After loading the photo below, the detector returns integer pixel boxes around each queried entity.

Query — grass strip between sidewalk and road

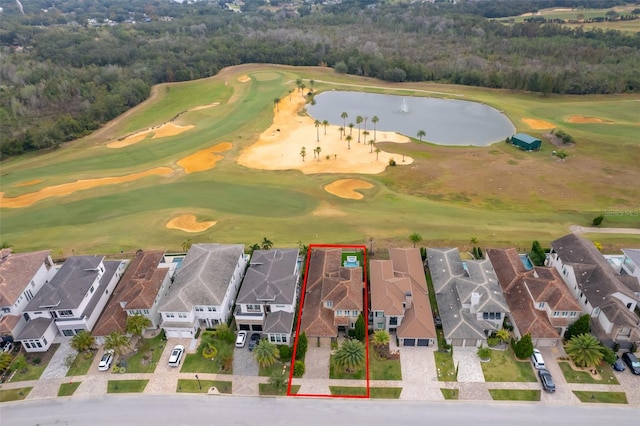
[0,387,33,402]
[176,379,232,394]
[489,389,541,401]
[107,379,149,393]
[58,382,81,397]
[573,391,628,404]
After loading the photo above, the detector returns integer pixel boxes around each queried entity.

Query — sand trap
[177,142,233,173]
[188,102,220,112]
[107,123,195,148]
[522,118,555,129]
[0,167,173,208]
[324,179,374,200]
[237,75,251,83]
[165,214,217,233]
[237,91,413,175]
[14,179,42,187]
[567,115,610,124]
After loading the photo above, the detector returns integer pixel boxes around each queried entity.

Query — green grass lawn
[481,349,537,382]
[489,389,541,401]
[9,364,47,382]
[573,391,628,404]
[440,388,459,400]
[327,386,401,398]
[180,332,233,374]
[558,361,619,385]
[58,382,81,396]
[0,387,33,402]
[329,354,365,380]
[329,386,367,396]
[369,345,402,380]
[124,333,165,374]
[66,351,97,376]
[370,387,402,399]
[259,383,301,396]
[434,351,456,382]
[259,360,289,377]
[176,379,232,394]
[107,379,149,393]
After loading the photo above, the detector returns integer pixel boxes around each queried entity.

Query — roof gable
[236,249,299,305]
[0,250,51,306]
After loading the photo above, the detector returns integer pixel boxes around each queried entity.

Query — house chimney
[404,291,413,310]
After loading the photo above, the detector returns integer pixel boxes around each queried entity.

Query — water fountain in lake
[400,98,409,113]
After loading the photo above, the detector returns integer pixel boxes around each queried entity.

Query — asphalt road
[2,395,639,426]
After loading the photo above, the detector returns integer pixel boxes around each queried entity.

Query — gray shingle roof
[159,244,245,312]
[264,310,294,334]
[16,317,54,340]
[237,249,299,305]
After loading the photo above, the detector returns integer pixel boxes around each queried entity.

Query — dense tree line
[1,0,639,157]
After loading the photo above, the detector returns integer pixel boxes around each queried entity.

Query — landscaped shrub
[202,343,218,359]
[293,360,305,378]
[487,336,500,347]
[565,314,591,340]
[32,357,41,365]
[278,345,291,362]
[295,332,307,361]
[592,215,604,226]
[112,365,119,373]
[529,240,546,266]
[354,314,366,342]
[119,366,126,374]
[477,346,492,360]
[513,334,534,359]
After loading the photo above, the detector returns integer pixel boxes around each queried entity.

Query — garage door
[165,330,181,338]
[417,339,429,347]
[252,324,263,331]
[239,324,250,331]
[403,338,415,346]
[180,331,193,338]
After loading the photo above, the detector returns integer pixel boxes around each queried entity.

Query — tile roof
[0,250,51,306]
[159,244,245,312]
[0,314,21,335]
[237,249,299,305]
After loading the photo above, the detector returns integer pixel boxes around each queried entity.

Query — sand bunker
[237,91,413,175]
[522,118,555,129]
[177,142,233,173]
[0,167,173,208]
[165,214,217,233]
[567,115,610,124]
[237,75,251,83]
[324,179,374,200]
[107,123,195,148]
[188,102,220,112]
[14,179,42,187]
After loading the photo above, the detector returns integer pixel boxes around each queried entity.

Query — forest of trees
[1,0,638,157]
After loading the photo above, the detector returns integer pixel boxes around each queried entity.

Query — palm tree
[371,116,379,140]
[309,79,315,90]
[372,329,390,348]
[409,232,422,248]
[346,135,352,150]
[496,328,510,344]
[470,236,479,245]
[288,88,293,100]
[363,130,370,146]
[314,146,321,161]
[314,120,321,142]
[348,123,354,135]
[417,129,426,142]
[322,120,329,135]
[356,116,363,142]
[104,331,130,357]
[341,111,348,129]
[300,83,306,93]
[253,339,279,369]
[217,345,234,371]
[273,97,280,112]
[295,78,302,92]
[126,314,152,337]
[261,237,273,250]
[375,147,381,160]
[249,243,261,254]
[182,239,192,253]
[300,146,306,162]
[368,139,375,153]
[269,369,287,393]
[71,330,95,353]
[0,352,12,372]
[338,126,344,140]
[333,339,366,373]
[565,333,604,369]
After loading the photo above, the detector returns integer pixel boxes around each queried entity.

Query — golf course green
[1,64,638,256]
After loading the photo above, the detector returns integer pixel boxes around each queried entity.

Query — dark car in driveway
[538,368,556,393]
[621,352,640,375]
[248,333,261,351]
[612,355,625,372]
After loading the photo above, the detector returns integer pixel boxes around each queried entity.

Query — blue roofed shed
[511,133,541,151]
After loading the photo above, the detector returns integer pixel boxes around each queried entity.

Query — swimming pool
[519,254,534,271]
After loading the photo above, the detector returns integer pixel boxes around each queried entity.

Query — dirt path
[569,225,640,235]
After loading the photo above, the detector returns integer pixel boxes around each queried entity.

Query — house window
[537,302,545,308]
[63,329,73,336]
[390,317,398,326]
[275,305,285,309]
[570,311,577,317]
[325,301,333,308]
[195,307,204,312]
[43,337,48,345]
[166,313,175,318]
[36,341,42,348]
[75,329,84,334]
[375,311,384,318]
[553,311,560,317]
[144,310,149,315]
[24,342,31,349]
[178,313,187,319]
[89,285,95,294]
[483,312,501,320]
[247,304,261,313]
[59,310,73,317]
[208,307,216,312]
[337,310,343,316]
[31,280,36,287]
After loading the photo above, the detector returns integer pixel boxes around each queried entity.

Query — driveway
[233,341,258,377]
[452,347,485,382]
[396,340,443,400]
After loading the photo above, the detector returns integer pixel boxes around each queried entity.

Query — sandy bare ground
[0,167,173,208]
[14,179,42,187]
[237,76,251,83]
[177,142,233,173]
[324,179,374,200]
[237,91,413,174]
[165,214,217,233]
[570,225,640,235]
[566,115,611,124]
[522,118,555,129]
[107,123,195,149]
[188,102,220,112]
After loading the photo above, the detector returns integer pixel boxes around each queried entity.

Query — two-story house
[17,255,127,352]
[300,248,364,347]
[487,248,582,347]
[428,247,509,347]
[235,248,300,345]
[621,249,640,286]
[370,248,436,347]
[0,249,57,340]
[547,234,640,349]
[93,250,175,344]
[159,244,248,338]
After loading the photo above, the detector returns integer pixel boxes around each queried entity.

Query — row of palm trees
[70,314,152,358]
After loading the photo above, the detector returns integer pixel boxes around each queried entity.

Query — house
[300,248,364,347]
[487,248,582,347]
[159,244,248,338]
[427,248,509,347]
[0,249,57,340]
[93,251,175,344]
[547,234,640,349]
[510,133,541,151]
[235,248,300,345]
[621,249,640,284]
[370,248,436,346]
[17,256,127,352]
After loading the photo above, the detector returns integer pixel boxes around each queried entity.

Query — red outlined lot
[288,244,369,398]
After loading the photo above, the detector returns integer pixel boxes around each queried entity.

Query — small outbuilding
[510,133,541,151]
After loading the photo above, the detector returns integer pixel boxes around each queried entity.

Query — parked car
[538,368,556,393]
[168,345,184,367]
[611,355,625,372]
[0,336,13,353]
[621,352,640,375]
[531,348,545,369]
[98,349,114,371]
[236,330,248,348]
[248,333,261,351]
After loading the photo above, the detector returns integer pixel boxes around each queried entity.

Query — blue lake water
[307,91,516,147]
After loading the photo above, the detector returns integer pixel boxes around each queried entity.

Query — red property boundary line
[287,244,369,398]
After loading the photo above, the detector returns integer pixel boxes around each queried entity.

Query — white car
[531,348,545,369]
[98,349,114,371]
[235,331,248,348]
[168,345,184,367]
